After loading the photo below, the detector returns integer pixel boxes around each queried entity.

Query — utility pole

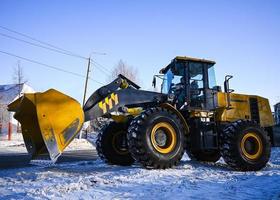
[80,57,91,139]
[82,57,91,106]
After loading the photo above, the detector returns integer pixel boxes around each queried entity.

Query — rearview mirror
[152,76,156,88]
[224,75,233,93]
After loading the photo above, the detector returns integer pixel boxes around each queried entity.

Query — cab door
[188,62,205,108]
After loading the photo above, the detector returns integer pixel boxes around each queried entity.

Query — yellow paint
[98,93,119,114]
[216,92,274,127]
[150,122,177,154]
[127,107,142,116]
[108,99,113,109]
[35,90,84,151]
[110,107,142,123]
[174,56,215,64]
[8,89,84,161]
[160,103,189,134]
[120,79,129,89]
[105,97,109,105]
[113,93,119,105]
[111,115,128,123]
[258,98,275,127]
[99,101,107,113]
[240,132,263,160]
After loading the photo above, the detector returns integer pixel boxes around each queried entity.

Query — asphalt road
[0,149,98,169]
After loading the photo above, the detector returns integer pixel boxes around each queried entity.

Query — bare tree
[13,61,26,97]
[12,61,26,133]
[109,59,139,83]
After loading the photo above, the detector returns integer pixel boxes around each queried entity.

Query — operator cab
[158,56,220,110]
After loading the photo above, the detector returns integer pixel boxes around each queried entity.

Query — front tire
[220,120,271,171]
[96,122,134,166]
[127,107,186,169]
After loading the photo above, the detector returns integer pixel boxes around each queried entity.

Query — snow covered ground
[0,134,94,153]
[0,137,280,200]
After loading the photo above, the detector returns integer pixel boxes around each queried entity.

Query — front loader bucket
[8,89,84,162]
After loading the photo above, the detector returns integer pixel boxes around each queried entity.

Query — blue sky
[0,0,279,107]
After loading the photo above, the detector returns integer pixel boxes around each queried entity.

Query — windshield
[208,66,217,89]
[189,62,204,89]
[161,64,216,93]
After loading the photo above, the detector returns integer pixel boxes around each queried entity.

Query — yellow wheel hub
[241,132,263,160]
[150,122,177,154]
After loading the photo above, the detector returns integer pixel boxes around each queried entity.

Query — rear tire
[220,120,271,171]
[96,122,134,166]
[127,107,186,169]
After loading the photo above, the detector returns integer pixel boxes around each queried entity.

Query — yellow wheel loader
[8,56,280,171]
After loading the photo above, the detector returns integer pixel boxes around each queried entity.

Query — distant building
[275,102,280,125]
[0,83,34,139]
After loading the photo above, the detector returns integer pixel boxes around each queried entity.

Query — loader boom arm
[83,74,167,121]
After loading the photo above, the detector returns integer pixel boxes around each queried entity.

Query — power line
[0,50,84,77]
[88,77,104,85]
[0,32,88,60]
[0,25,106,57]
[91,59,113,76]
[93,60,113,73]
[0,50,104,85]
[0,25,113,75]
[0,31,113,78]
[90,61,112,76]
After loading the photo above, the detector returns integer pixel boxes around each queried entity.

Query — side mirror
[224,75,233,93]
[152,76,156,88]
[224,75,234,109]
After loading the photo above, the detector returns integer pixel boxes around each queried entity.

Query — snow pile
[0,148,279,200]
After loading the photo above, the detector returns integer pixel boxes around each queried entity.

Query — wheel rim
[240,132,263,160]
[112,131,129,155]
[150,122,177,154]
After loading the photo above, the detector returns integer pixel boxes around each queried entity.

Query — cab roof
[160,56,216,74]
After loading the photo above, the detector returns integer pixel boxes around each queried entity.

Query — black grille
[249,97,260,124]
